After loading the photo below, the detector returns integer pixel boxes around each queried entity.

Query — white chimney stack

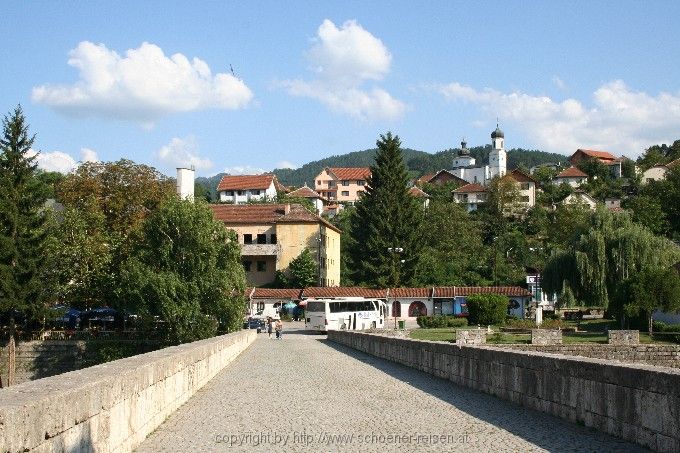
[176,167,195,201]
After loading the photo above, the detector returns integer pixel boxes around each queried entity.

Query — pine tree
[0,106,51,323]
[349,132,424,287]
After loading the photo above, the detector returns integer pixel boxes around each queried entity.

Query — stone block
[531,329,562,345]
[455,329,486,345]
[608,330,640,345]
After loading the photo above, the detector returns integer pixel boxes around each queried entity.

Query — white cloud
[222,165,267,175]
[27,149,77,173]
[281,20,405,121]
[276,160,298,169]
[80,147,99,162]
[436,80,680,157]
[33,41,253,123]
[157,136,213,171]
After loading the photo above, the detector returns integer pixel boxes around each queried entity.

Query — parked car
[246,317,265,333]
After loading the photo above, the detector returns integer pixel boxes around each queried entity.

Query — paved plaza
[136,324,646,452]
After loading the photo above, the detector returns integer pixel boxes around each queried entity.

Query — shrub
[416,316,468,329]
[466,294,508,326]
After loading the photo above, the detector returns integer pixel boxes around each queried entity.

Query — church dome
[459,140,469,156]
[491,126,504,139]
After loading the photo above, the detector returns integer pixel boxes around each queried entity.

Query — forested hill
[196,146,569,197]
[272,146,568,187]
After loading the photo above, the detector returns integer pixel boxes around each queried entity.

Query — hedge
[416,316,468,329]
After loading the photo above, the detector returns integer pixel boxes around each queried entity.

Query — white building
[561,191,598,210]
[553,166,588,188]
[450,126,507,186]
[641,158,679,184]
[286,184,327,215]
[176,167,195,201]
[452,183,488,211]
[217,174,282,203]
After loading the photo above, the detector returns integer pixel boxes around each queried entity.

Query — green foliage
[416,315,468,328]
[0,106,52,323]
[640,165,680,240]
[623,195,669,235]
[542,207,680,309]
[113,198,246,344]
[557,282,577,308]
[287,249,318,288]
[415,200,487,286]
[348,133,424,287]
[577,157,611,181]
[466,294,509,326]
[614,267,680,335]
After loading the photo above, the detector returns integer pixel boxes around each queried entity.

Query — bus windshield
[306,301,326,312]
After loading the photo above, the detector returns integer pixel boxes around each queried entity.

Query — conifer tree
[349,132,423,287]
[0,106,51,323]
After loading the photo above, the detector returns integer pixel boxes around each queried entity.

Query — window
[244,234,253,244]
[257,261,266,272]
[473,176,478,183]
[520,183,530,190]
[433,301,442,316]
[317,180,321,185]
[224,191,234,196]
[257,234,267,244]
[341,191,349,196]
[252,189,261,195]
[478,194,487,201]
[243,260,252,272]
[328,181,336,188]
[237,190,244,196]
[357,180,366,185]
[342,180,350,186]
[270,234,277,244]
[306,301,325,312]
[257,302,265,311]
[461,194,468,201]
[521,196,530,203]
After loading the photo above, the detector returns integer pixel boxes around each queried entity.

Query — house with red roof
[286,184,327,215]
[569,149,626,179]
[210,203,340,287]
[314,167,371,205]
[245,286,533,320]
[452,183,487,212]
[553,166,588,188]
[408,186,431,208]
[217,174,285,204]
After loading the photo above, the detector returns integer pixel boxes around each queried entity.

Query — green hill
[196,146,569,199]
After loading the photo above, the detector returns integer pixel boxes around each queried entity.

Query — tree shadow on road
[318,338,647,453]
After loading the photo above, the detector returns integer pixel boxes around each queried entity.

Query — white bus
[305,297,387,332]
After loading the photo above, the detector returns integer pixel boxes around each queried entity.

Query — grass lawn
[409,320,677,345]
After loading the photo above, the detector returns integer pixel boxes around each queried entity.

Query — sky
[2,1,680,177]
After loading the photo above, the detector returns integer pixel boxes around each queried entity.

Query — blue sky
[3,1,680,177]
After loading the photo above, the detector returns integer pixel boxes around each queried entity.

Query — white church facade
[450,125,507,185]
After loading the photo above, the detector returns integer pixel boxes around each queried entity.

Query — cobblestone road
[136,324,646,452]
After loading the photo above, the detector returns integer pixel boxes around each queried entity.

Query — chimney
[176,167,195,201]
[284,203,291,214]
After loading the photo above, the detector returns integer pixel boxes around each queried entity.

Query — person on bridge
[267,318,273,338]
[275,319,283,339]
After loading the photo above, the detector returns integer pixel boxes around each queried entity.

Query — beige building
[452,182,488,212]
[553,166,588,188]
[507,169,537,209]
[210,203,341,287]
[641,158,679,184]
[314,167,371,204]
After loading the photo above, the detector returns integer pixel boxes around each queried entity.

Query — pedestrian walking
[267,317,273,338]
[275,319,283,339]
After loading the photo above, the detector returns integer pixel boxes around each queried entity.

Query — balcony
[241,243,280,256]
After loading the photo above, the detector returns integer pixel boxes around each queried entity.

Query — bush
[416,316,468,329]
[505,318,567,330]
[466,294,508,326]
[652,321,680,343]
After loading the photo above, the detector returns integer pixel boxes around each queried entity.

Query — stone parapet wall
[531,329,562,345]
[499,343,680,369]
[0,330,256,452]
[608,330,640,345]
[328,330,680,452]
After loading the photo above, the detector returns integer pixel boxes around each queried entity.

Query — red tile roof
[327,167,372,181]
[250,288,302,299]
[573,149,616,161]
[217,174,277,191]
[453,286,532,297]
[453,183,487,193]
[555,166,588,178]
[287,185,325,200]
[302,287,387,298]
[210,203,340,233]
[408,186,430,198]
[508,168,538,184]
[389,287,432,298]
[417,173,436,184]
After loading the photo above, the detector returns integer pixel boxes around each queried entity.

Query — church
[450,125,507,185]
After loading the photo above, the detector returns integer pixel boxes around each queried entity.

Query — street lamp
[387,247,405,329]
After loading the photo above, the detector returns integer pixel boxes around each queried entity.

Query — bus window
[306,301,326,312]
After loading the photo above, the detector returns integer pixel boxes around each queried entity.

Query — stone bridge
[2,324,675,452]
